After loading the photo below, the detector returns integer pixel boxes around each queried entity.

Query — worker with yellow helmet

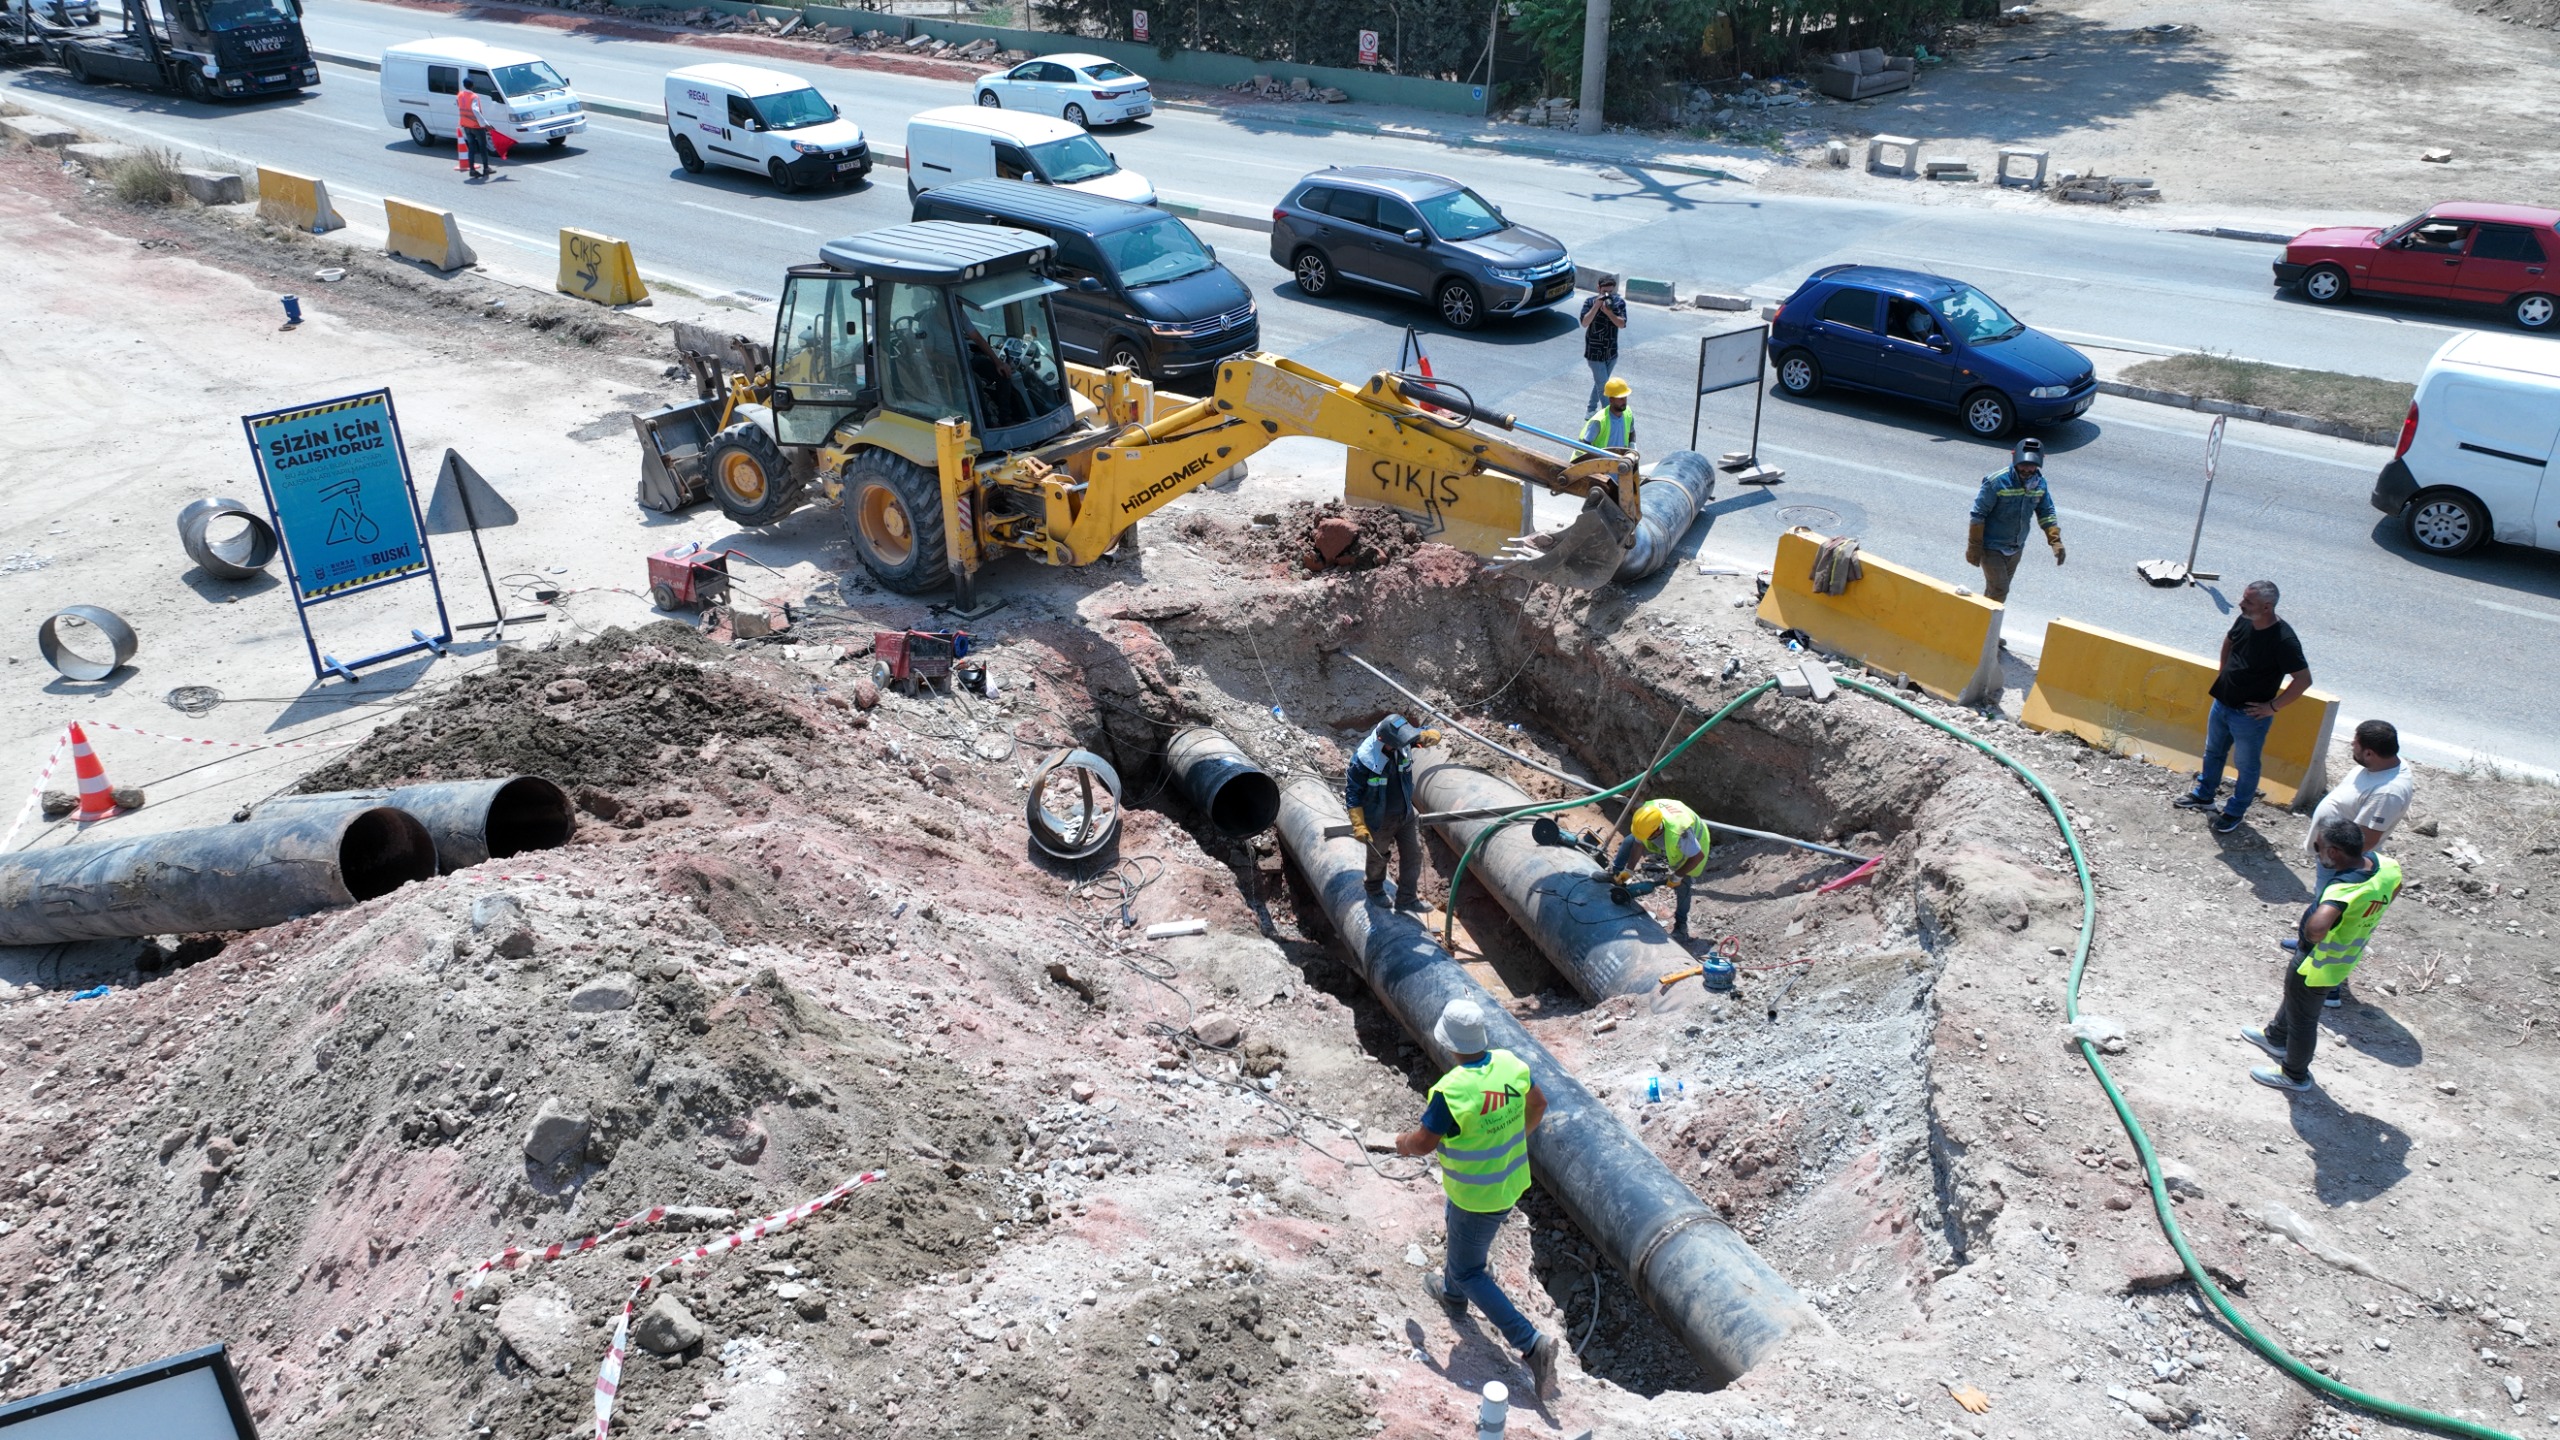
[1580,376,1635,453]
[1609,798,1712,940]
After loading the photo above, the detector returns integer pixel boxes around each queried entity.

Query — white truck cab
[380,37,586,150]
[665,63,871,192]
[904,105,1153,206]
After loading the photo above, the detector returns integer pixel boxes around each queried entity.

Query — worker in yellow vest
[1609,798,1713,940]
[1580,377,1635,453]
[2241,818,2401,1092]
[1393,998,1565,1401]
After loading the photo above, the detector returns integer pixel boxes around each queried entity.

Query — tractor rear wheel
[703,422,803,526]
[842,448,949,594]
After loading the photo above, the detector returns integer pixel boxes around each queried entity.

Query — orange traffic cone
[66,722,114,820]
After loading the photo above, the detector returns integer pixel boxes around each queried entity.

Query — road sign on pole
[1358,28,1379,64]
[424,448,549,639]
[2137,413,2227,587]
[1132,8,1148,39]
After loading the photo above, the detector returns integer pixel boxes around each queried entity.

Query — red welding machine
[647,543,736,612]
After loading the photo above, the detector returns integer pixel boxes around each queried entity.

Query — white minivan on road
[904,105,1153,206]
[380,38,586,150]
[664,63,872,191]
[2372,330,2560,556]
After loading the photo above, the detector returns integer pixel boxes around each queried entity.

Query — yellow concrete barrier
[255,166,345,234]
[2021,617,2339,806]
[1343,450,1531,558]
[557,227,648,307]
[383,196,476,272]
[1753,527,2002,703]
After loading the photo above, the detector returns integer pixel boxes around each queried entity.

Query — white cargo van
[2371,331,2560,556]
[903,106,1153,206]
[665,63,871,191]
[380,38,586,150]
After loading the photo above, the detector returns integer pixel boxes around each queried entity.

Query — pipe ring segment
[38,605,138,682]
[1025,748,1123,860]
[177,497,279,580]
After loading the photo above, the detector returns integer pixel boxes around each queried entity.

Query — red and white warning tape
[0,728,70,854]
[80,719,359,752]
[447,1170,886,1440]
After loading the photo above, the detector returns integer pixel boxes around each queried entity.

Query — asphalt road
[10,3,2559,773]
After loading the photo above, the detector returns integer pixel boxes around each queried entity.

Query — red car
[2273,202,2558,332]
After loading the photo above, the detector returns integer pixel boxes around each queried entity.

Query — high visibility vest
[1582,404,1634,449]
[1639,799,1713,879]
[2297,855,2401,987]
[457,89,486,130]
[1428,1049,1534,1213]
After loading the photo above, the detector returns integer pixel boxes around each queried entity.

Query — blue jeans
[1586,357,1615,413]
[2188,700,2274,819]
[1444,1198,1542,1355]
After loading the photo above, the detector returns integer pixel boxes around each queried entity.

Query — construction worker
[456,81,494,180]
[1394,998,1565,1402]
[1963,437,2063,603]
[1344,714,1442,909]
[1580,377,1635,453]
[1609,798,1712,940]
[2240,818,2401,1093]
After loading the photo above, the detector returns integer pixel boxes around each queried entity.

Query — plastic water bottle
[1645,1075,1661,1104]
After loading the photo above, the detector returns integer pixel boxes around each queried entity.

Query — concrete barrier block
[1624,277,1680,306]
[2020,618,2338,806]
[0,114,80,149]
[1997,146,2049,189]
[62,142,141,170]
[1754,527,2002,703]
[1865,134,1920,179]
[255,166,346,233]
[557,227,648,307]
[1343,449,1532,558]
[384,196,477,272]
[1690,292,1754,311]
[178,168,245,205]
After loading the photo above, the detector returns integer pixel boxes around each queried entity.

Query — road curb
[2094,380,2391,447]
[2176,226,2293,245]
[1257,110,1747,182]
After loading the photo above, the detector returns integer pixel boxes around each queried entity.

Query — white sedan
[974,53,1153,128]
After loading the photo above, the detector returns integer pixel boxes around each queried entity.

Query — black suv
[1269,166,1573,330]
[912,179,1257,381]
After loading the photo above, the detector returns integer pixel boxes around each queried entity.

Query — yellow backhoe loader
[633,220,1649,605]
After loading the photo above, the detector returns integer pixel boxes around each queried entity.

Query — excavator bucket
[633,398,724,514]
[1492,490,1637,590]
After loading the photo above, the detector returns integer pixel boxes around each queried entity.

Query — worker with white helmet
[1344,713,1443,910]
[1609,797,1713,940]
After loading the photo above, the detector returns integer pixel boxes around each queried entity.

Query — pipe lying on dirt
[1164,727,1280,836]
[1616,450,1715,582]
[0,807,437,946]
[1346,652,1602,795]
[1273,777,1809,1385]
[250,777,576,873]
[176,496,278,580]
[1025,749,1123,860]
[1411,756,1686,999]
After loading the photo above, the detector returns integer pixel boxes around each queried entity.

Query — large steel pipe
[0,807,436,946]
[1274,778,1808,1385]
[1617,451,1715,582]
[253,777,574,872]
[1165,727,1280,836]
[1412,756,1686,999]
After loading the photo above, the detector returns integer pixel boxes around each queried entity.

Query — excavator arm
[961,353,1638,573]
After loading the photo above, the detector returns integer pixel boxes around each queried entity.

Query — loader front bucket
[633,398,726,514]
[1493,490,1637,590]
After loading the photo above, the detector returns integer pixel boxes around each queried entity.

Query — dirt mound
[295,624,812,796]
[1175,500,1426,576]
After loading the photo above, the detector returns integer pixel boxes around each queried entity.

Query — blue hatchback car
[1766,265,2096,438]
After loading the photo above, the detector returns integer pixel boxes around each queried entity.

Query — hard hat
[2013,437,2045,469]
[1380,714,1424,749]
[1603,377,1632,399]
[1628,801,1665,844]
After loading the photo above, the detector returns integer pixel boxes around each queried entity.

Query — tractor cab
[778,221,1079,460]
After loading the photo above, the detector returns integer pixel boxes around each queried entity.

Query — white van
[380,38,586,150]
[904,105,1153,206]
[665,64,871,191]
[2372,331,2560,556]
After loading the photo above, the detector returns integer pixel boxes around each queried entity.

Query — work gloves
[1349,812,1372,843]
[1416,729,1444,747]
[2045,525,2066,566]
[1964,523,1985,569]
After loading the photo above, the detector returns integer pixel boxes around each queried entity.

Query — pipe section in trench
[252,777,575,872]
[1274,777,1809,1385]
[1617,451,1715,583]
[1165,727,1281,836]
[1412,756,1689,999]
[0,807,438,946]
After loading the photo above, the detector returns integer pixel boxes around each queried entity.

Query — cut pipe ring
[177,496,279,580]
[38,605,139,682]
[1025,748,1123,861]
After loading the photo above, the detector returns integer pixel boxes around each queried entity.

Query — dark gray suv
[1270,166,1574,330]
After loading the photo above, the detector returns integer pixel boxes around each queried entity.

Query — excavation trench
[1069,540,2035,1395]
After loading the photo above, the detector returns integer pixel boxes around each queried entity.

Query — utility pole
[1575,0,1609,133]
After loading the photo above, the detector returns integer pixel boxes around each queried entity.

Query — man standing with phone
[1580,276,1627,413]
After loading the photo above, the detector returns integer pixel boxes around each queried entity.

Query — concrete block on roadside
[256,165,346,233]
[1573,264,1619,293]
[178,168,245,205]
[384,195,477,272]
[1865,133,1920,178]
[0,114,80,149]
[1922,156,1972,174]
[1824,139,1850,167]
[1624,276,1679,306]
[62,142,141,170]
[1690,291,1753,312]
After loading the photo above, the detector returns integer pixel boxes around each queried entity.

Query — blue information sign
[241,388,452,683]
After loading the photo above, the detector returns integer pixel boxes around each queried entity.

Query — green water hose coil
[1433,671,2511,1440]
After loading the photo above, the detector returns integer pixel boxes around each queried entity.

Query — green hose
[1832,674,2513,1440]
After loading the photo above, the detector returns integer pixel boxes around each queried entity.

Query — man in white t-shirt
[2291,718,2414,1007]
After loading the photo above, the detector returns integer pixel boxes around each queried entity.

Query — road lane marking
[300,113,375,131]
[2089,407,2380,468]
[2475,598,2560,625]
[679,201,816,234]
[1754,442,2138,530]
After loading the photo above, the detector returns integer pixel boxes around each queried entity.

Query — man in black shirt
[2174,580,2313,834]
[1580,276,1627,413]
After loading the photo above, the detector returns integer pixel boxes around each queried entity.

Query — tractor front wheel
[842,448,950,594]
[703,422,803,526]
